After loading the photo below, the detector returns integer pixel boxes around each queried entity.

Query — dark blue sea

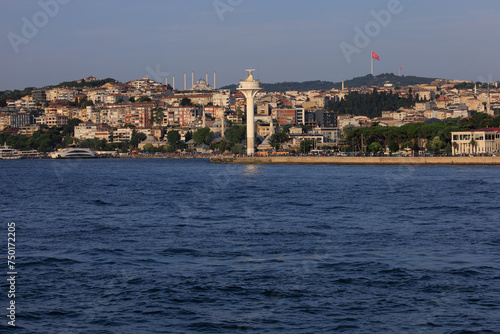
[1,159,499,333]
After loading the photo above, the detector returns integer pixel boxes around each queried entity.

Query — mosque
[190,78,212,91]
[166,72,216,91]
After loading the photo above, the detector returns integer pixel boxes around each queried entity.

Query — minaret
[237,69,262,156]
[165,75,168,86]
[487,82,492,115]
[192,71,194,89]
[173,75,175,90]
[342,80,345,91]
[184,73,187,90]
[221,108,225,138]
[206,73,209,84]
[214,71,216,90]
[202,106,206,128]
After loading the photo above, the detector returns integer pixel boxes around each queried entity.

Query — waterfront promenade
[210,156,500,165]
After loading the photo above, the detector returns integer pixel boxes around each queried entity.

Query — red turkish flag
[372,51,380,60]
[399,67,403,70]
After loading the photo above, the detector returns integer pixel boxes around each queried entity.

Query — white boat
[0,144,21,160]
[49,147,98,159]
[20,150,44,159]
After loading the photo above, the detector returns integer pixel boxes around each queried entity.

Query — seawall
[210,156,500,165]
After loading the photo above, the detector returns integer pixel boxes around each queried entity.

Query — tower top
[245,69,256,82]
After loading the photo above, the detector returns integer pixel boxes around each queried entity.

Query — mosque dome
[190,78,212,91]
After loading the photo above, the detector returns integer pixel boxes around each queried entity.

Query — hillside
[220,73,438,92]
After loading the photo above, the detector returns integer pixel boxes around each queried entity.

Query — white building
[212,90,233,107]
[46,88,77,102]
[74,124,110,141]
[451,128,500,155]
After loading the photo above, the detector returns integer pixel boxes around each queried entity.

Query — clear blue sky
[1,0,499,90]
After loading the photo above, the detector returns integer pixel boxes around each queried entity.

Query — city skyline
[1,0,500,91]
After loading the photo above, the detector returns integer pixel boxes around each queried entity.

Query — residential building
[276,109,297,125]
[18,125,40,137]
[46,88,77,102]
[113,128,134,143]
[0,114,11,129]
[45,114,69,127]
[314,109,337,128]
[32,89,47,102]
[74,124,111,141]
[10,113,33,128]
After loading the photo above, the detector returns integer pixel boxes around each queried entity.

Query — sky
[1,0,500,91]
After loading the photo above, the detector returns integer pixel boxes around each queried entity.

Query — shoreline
[209,156,500,166]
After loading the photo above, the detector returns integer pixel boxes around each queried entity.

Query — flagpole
[371,52,373,75]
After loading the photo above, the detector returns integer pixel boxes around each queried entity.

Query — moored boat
[0,144,21,160]
[49,147,98,159]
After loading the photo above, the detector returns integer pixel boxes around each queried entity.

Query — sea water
[1,159,499,333]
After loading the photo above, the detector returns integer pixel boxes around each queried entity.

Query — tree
[212,140,231,153]
[138,96,152,102]
[412,141,420,155]
[389,141,399,153]
[38,138,52,152]
[231,144,244,154]
[469,138,477,154]
[166,130,180,145]
[269,132,290,150]
[225,125,246,143]
[150,108,164,125]
[368,142,383,153]
[130,130,147,149]
[61,118,83,137]
[429,136,445,153]
[64,136,79,146]
[180,98,192,106]
[192,127,213,144]
[300,139,314,153]
[143,143,156,153]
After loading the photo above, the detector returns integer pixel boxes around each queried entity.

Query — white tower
[184,73,187,90]
[173,75,175,90]
[237,69,262,155]
[214,71,216,90]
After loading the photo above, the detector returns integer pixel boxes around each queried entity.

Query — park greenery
[192,127,214,145]
[343,112,500,154]
[54,78,118,89]
[326,88,416,118]
[0,87,36,107]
